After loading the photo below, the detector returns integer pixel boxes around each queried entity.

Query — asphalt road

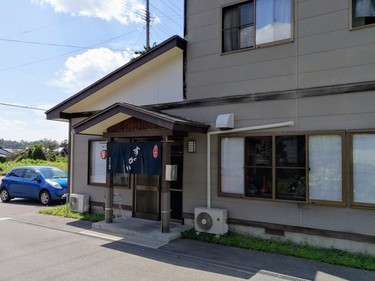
[0,199,374,281]
[2,218,254,281]
[1,200,250,281]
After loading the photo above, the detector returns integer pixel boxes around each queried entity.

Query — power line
[0,102,47,111]
[150,26,164,42]
[0,38,94,49]
[167,0,183,13]
[0,29,139,72]
[150,2,183,28]
[160,0,183,16]
[102,0,147,20]
[0,37,127,52]
[1,1,184,72]
[147,2,183,41]
[134,27,146,47]
[2,18,81,39]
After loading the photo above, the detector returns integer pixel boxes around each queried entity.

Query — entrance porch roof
[73,102,210,136]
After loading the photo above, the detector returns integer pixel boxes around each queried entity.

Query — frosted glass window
[221,137,244,194]
[89,140,130,187]
[352,134,375,204]
[309,135,342,202]
[89,141,107,184]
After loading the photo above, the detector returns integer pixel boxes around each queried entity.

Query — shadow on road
[66,219,93,230]
[100,238,374,281]
[102,240,257,280]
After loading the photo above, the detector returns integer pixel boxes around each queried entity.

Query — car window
[24,169,38,180]
[52,169,67,178]
[39,168,67,179]
[10,169,25,178]
[39,168,54,179]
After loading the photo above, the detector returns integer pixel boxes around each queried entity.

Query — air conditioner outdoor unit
[69,193,89,213]
[194,207,228,235]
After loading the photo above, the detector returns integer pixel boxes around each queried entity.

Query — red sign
[100,149,107,159]
[153,145,158,159]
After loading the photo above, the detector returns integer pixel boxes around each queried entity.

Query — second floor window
[222,0,292,53]
[352,0,375,28]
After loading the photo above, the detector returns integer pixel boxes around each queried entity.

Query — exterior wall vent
[216,113,234,129]
[265,228,285,236]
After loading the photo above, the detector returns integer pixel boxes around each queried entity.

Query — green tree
[60,139,68,151]
[31,144,46,160]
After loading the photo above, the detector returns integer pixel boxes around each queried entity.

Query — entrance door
[170,140,183,222]
[132,139,183,221]
[134,174,160,220]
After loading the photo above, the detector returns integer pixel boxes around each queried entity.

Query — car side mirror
[32,176,41,183]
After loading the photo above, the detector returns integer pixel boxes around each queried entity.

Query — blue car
[0,166,67,205]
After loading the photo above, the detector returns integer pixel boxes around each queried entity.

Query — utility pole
[146,0,150,49]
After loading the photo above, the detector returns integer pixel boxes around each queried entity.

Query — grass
[39,205,375,271]
[38,204,104,222]
[181,228,375,271]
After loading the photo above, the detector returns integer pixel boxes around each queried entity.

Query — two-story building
[47,0,375,254]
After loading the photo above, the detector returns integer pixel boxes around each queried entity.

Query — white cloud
[50,48,134,93]
[0,117,26,133]
[33,0,146,25]
[0,103,68,142]
[0,113,68,142]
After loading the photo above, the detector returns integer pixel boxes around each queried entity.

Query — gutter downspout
[206,121,294,208]
[69,129,75,196]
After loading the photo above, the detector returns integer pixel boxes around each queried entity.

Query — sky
[0,0,184,142]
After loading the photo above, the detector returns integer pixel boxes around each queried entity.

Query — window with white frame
[308,134,343,203]
[351,132,375,205]
[221,137,244,194]
[89,140,107,184]
[352,0,375,28]
[222,0,292,52]
[220,133,345,204]
[89,140,129,187]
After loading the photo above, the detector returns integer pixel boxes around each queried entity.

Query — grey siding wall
[185,0,375,100]
[69,124,133,207]
[70,133,106,203]
[183,133,208,210]
[167,89,375,237]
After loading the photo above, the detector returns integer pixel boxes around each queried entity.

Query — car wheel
[40,190,51,205]
[0,188,11,203]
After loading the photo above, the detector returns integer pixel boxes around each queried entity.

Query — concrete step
[91,218,191,246]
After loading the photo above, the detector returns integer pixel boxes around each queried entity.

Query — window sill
[220,38,294,56]
[350,23,375,31]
